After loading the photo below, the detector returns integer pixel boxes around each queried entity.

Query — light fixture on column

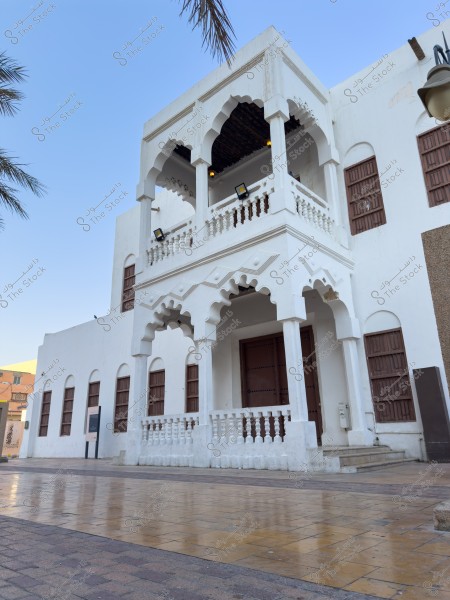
[417,32,450,121]
[209,169,216,177]
[235,183,249,200]
[153,228,165,242]
[266,139,272,147]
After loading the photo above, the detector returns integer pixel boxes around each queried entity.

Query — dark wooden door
[300,326,323,442]
[240,330,323,442]
[240,333,288,408]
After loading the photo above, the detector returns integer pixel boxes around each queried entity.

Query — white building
[21,24,450,471]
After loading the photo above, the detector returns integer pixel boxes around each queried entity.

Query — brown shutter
[121,264,135,312]
[39,391,52,437]
[344,156,386,235]
[417,123,450,207]
[114,376,130,433]
[148,370,165,416]
[60,387,74,436]
[88,381,100,407]
[186,365,199,413]
[364,328,416,423]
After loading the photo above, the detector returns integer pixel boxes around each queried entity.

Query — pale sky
[0,0,441,364]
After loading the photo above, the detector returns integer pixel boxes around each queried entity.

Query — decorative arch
[343,141,376,169]
[116,363,130,378]
[415,109,441,136]
[88,369,100,382]
[149,357,164,372]
[364,310,401,334]
[124,254,135,269]
[64,375,75,388]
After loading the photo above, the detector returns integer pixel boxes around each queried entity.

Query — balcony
[146,174,335,270]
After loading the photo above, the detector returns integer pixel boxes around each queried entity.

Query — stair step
[322,445,390,456]
[339,451,405,467]
[342,458,418,473]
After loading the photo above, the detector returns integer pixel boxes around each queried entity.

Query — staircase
[322,445,418,473]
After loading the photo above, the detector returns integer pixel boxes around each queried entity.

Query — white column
[269,114,289,191]
[198,344,213,426]
[193,159,209,231]
[125,353,149,464]
[323,160,341,227]
[282,319,309,422]
[341,338,373,446]
[136,195,154,274]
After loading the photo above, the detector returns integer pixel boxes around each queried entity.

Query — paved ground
[0,459,450,599]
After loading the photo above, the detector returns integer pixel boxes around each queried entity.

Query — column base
[268,188,296,215]
[348,428,374,446]
[285,420,318,470]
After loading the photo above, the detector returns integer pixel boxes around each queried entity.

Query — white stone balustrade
[142,413,199,445]
[147,218,194,266]
[210,406,291,445]
[291,179,334,236]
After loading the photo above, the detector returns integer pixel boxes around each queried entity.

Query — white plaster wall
[329,20,450,452]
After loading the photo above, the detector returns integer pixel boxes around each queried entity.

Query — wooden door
[240,333,288,408]
[300,326,323,442]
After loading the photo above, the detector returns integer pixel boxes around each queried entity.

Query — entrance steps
[321,445,418,472]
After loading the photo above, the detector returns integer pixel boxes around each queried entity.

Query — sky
[0,0,444,365]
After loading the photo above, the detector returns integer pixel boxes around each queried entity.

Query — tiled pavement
[0,515,377,600]
[1,459,450,599]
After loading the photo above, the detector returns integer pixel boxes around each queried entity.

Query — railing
[141,413,199,445]
[146,177,274,266]
[206,177,273,239]
[290,178,334,236]
[210,406,291,445]
[147,218,194,265]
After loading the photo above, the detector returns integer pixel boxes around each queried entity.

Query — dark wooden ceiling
[173,102,301,173]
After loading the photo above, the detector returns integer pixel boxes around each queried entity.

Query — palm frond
[0,52,27,85]
[0,181,29,219]
[0,87,24,116]
[0,150,46,198]
[179,0,236,65]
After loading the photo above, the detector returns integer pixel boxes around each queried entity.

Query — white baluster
[212,414,219,445]
[245,414,253,443]
[220,413,227,443]
[186,418,193,443]
[148,421,154,445]
[208,219,214,238]
[264,413,272,444]
[274,411,282,443]
[255,412,263,444]
[154,419,161,444]
[142,420,147,444]
[237,412,245,444]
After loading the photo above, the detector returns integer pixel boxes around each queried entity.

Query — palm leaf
[0,52,27,84]
[179,0,236,65]
[0,87,24,116]
[0,150,46,197]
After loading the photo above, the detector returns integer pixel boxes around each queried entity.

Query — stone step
[339,450,406,467]
[322,445,390,457]
[342,458,418,473]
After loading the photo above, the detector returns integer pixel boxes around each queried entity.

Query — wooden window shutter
[186,365,199,413]
[148,370,165,416]
[122,264,135,312]
[60,387,75,436]
[364,328,416,423]
[417,123,450,207]
[114,376,130,433]
[39,391,52,437]
[88,381,100,407]
[344,156,386,235]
